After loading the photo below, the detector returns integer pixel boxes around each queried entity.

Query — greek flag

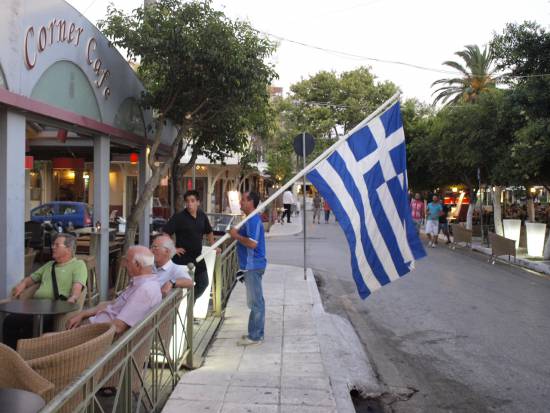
[307,101,426,299]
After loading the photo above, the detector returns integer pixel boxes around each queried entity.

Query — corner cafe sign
[24,19,112,99]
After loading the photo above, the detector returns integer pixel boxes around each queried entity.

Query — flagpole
[197,92,401,261]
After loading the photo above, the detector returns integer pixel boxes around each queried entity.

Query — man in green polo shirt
[4,233,87,347]
[13,233,87,302]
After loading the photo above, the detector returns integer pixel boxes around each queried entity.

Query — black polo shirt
[163,209,213,267]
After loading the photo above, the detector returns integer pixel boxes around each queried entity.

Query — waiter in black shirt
[163,190,219,300]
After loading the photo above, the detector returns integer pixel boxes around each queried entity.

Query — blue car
[30,202,93,229]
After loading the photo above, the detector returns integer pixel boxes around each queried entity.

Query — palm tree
[431,45,498,106]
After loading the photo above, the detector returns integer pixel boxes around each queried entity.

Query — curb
[265,223,303,238]
[305,268,382,413]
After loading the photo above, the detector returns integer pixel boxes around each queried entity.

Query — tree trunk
[173,150,199,212]
[121,121,188,257]
[465,184,476,230]
[526,194,535,223]
[543,229,550,260]
[492,186,504,236]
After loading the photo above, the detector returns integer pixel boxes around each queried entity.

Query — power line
[259,30,459,76]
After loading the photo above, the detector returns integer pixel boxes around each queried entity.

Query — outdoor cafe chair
[0,343,54,398]
[25,249,37,276]
[52,286,87,332]
[16,323,116,409]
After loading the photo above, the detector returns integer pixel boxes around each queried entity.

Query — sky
[67,0,550,103]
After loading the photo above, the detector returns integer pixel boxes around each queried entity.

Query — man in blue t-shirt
[229,191,267,346]
[426,195,443,247]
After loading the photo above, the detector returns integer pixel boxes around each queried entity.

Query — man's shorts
[425,220,439,235]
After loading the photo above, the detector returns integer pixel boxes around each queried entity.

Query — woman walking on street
[323,199,331,224]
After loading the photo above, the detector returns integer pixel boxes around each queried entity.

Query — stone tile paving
[162,264,337,413]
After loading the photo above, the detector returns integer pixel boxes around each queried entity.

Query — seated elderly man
[66,245,161,334]
[13,233,87,302]
[151,234,193,296]
[3,233,87,348]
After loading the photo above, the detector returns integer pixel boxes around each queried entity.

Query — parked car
[30,201,93,229]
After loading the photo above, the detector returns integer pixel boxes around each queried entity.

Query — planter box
[503,219,521,249]
[525,222,546,257]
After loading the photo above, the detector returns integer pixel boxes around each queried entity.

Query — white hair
[158,235,176,258]
[128,246,155,268]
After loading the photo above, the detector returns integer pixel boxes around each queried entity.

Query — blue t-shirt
[427,202,443,221]
[237,214,267,270]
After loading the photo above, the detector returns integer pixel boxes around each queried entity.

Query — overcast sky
[67,0,550,103]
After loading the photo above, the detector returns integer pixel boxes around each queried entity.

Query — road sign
[293,133,315,157]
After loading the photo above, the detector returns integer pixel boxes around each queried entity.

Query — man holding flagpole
[229,191,267,346]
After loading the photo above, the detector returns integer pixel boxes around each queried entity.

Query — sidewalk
[162,264,379,413]
[266,218,303,238]
[431,232,550,276]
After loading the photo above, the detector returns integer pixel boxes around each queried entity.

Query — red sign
[25,155,34,169]
[52,157,85,169]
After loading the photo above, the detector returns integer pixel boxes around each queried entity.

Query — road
[266,218,550,413]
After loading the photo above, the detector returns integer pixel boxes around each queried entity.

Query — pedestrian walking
[282,188,295,223]
[163,190,219,301]
[312,192,322,224]
[229,191,267,346]
[438,203,451,244]
[426,195,443,247]
[410,193,425,234]
[323,198,331,223]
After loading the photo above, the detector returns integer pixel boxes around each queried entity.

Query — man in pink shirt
[66,245,161,334]
[410,193,425,234]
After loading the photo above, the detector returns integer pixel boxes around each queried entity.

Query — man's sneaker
[431,243,436,248]
[237,337,263,346]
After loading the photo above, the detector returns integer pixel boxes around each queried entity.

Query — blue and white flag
[307,101,426,299]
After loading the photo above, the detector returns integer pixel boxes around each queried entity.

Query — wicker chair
[16,323,116,410]
[76,255,100,307]
[25,249,37,276]
[0,343,54,397]
[52,286,87,332]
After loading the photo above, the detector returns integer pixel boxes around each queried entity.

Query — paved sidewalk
[266,219,303,238]
[162,263,377,413]
[428,232,550,276]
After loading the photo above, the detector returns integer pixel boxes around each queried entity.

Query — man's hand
[12,282,26,298]
[229,227,239,240]
[214,247,222,255]
[161,281,173,296]
[175,247,186,256]
[66,313,83,330]
[67,296,78,304]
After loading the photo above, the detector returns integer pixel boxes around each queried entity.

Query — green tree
[432,45,498,105]
[266,67,399,179]
[99,0,277,256]
[491,21,550,191]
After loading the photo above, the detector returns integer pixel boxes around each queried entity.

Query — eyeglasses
[52,243,66,249]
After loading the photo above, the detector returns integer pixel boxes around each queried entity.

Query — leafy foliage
[99,0,277,162]
[265,67,398,182]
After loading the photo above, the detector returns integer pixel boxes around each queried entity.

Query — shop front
[0,0,175,298]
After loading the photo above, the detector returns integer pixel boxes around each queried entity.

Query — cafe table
[0,299,79,337]
[0,388,45,413]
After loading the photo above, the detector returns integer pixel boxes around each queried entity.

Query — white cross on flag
[307,101,426,298]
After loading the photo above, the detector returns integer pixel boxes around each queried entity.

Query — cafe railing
[41,241,239,413]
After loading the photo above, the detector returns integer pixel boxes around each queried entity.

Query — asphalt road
[266,217,550,413]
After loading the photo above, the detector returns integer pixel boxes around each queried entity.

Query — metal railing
[213,240,239,316]
[41,241,239,413]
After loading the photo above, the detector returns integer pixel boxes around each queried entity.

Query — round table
[0,299,79,337]
[0,388,45,413]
